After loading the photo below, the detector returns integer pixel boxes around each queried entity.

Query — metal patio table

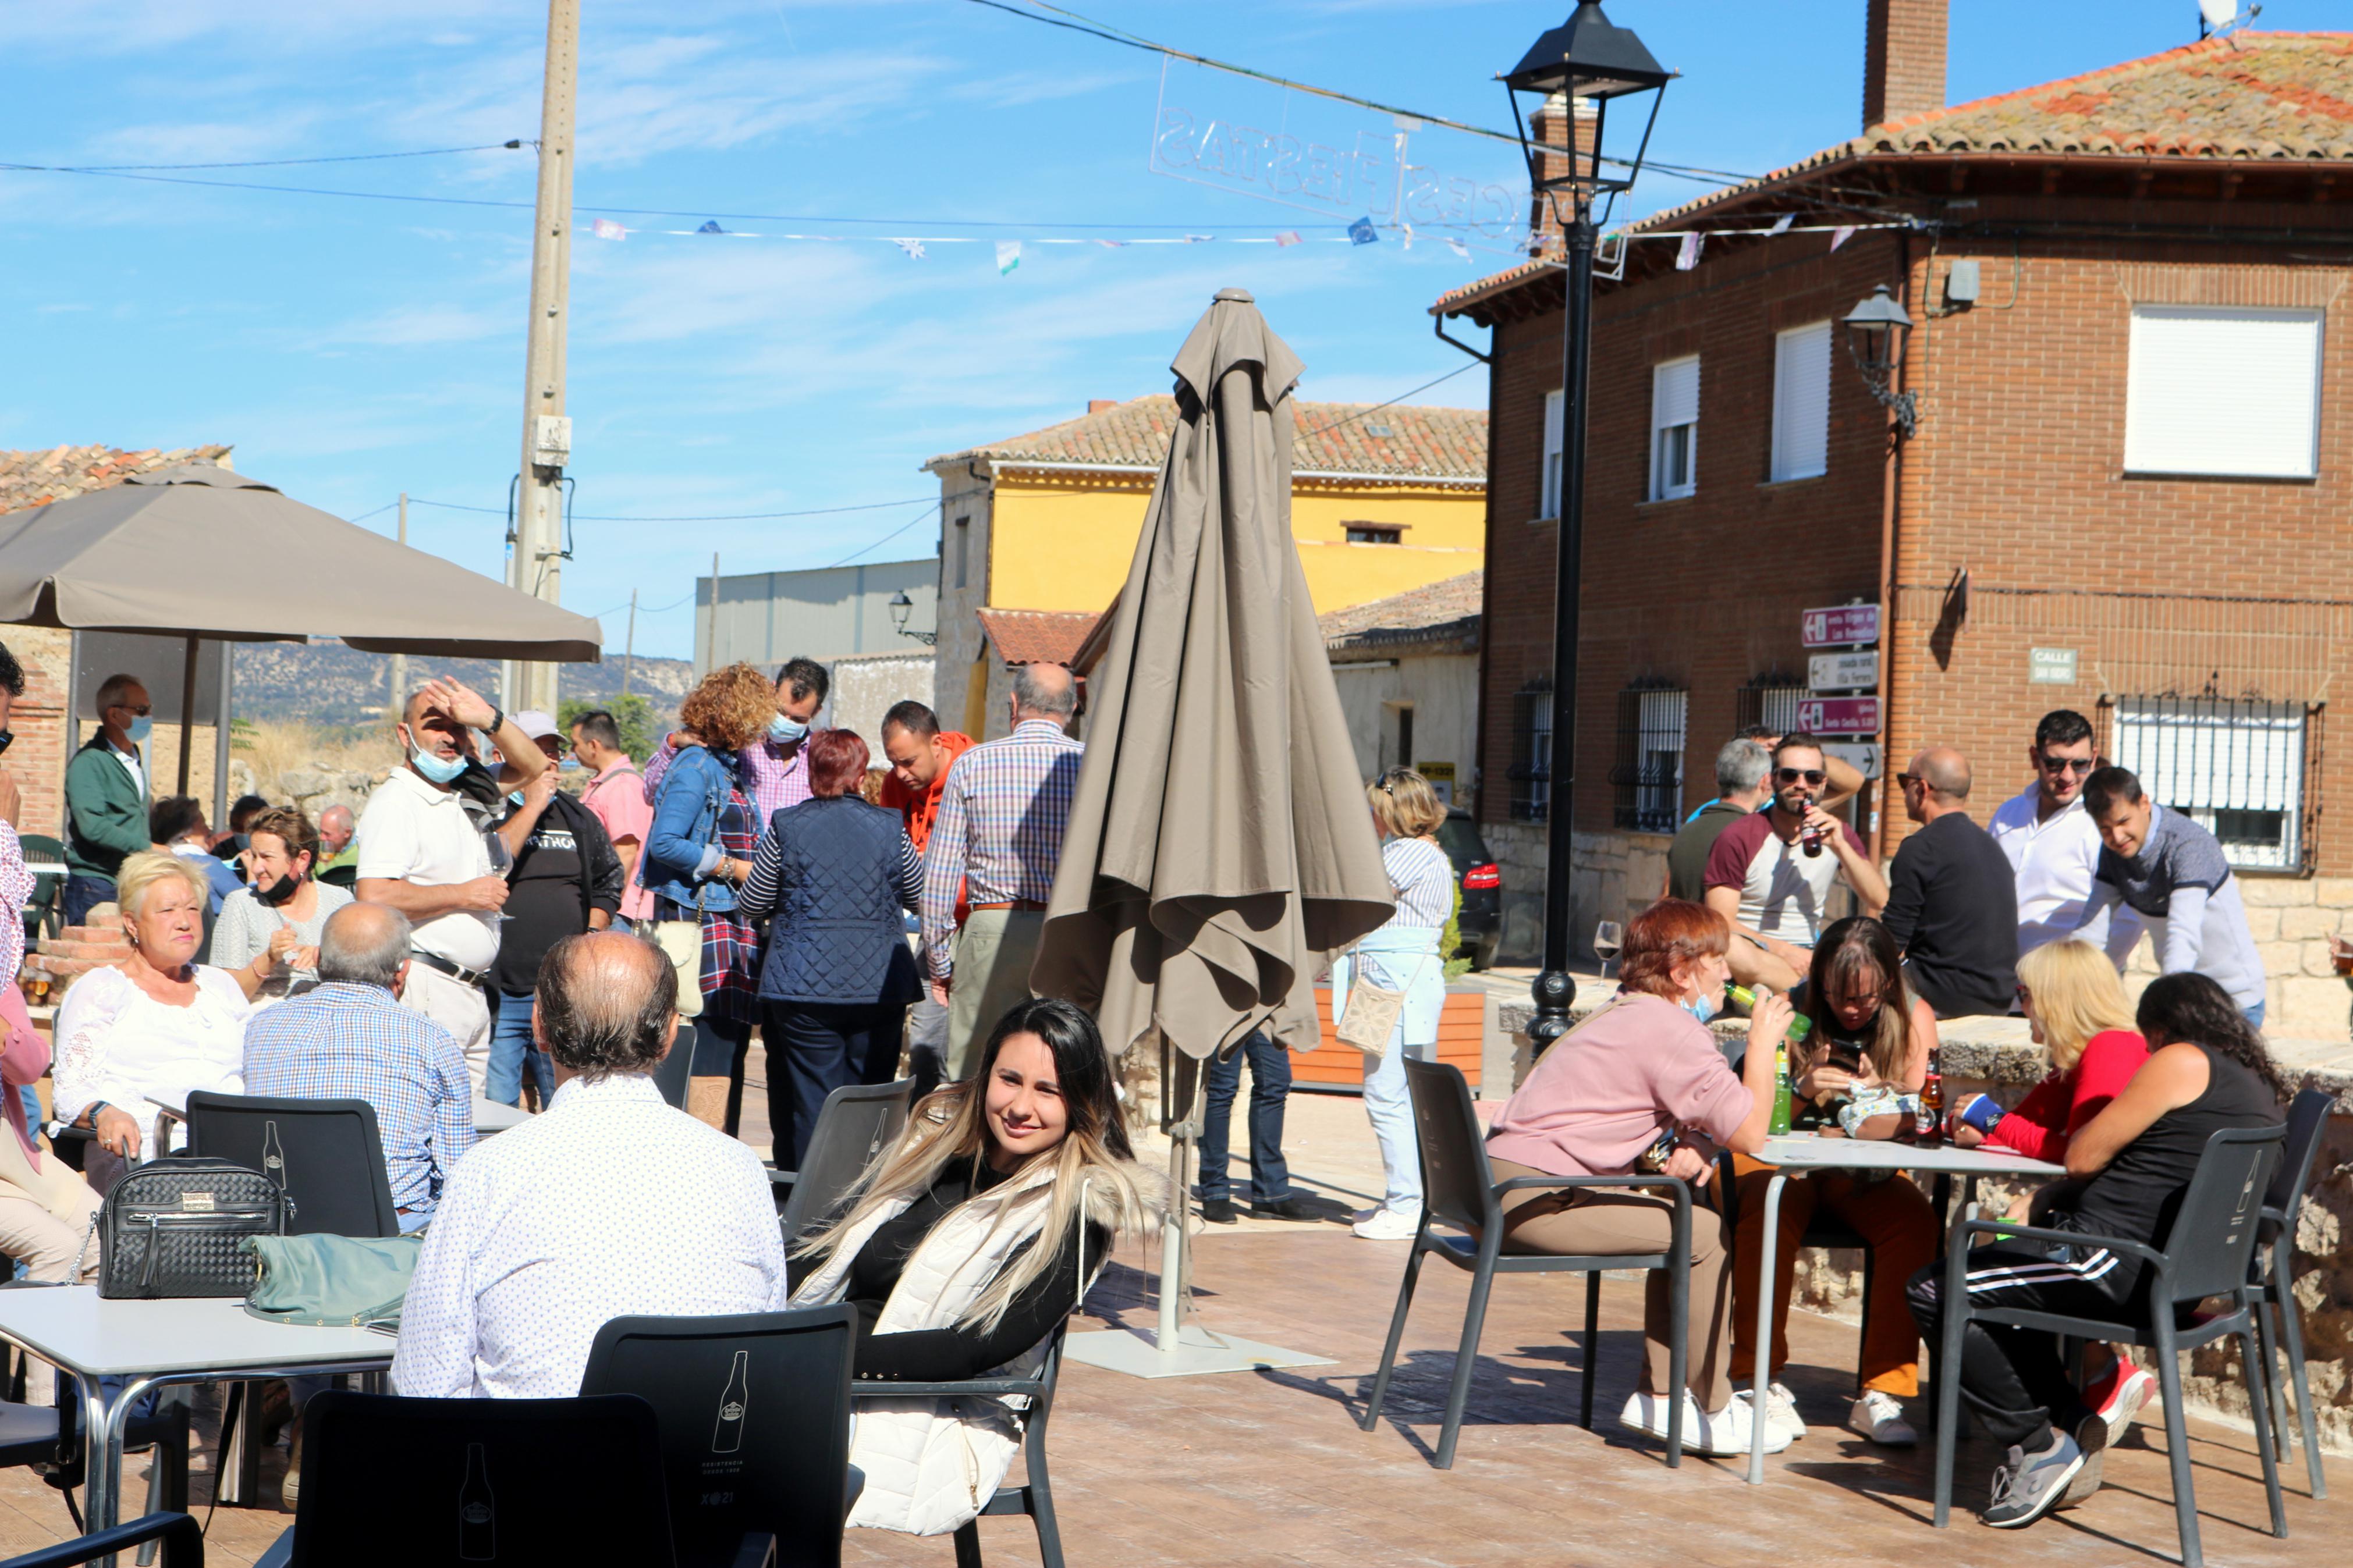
[0,1286,393,1558]
[1742,1134,2064,1484]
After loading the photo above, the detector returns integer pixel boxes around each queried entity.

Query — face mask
[507,790,526,807]
[254,871,300,908]
[768,713,808,745]
[558,755,582,771]
[409,745,469,785]
[1681,992,1719,1025]
[126,715,152,745]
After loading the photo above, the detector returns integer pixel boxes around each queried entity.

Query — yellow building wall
[986,474,1484,616]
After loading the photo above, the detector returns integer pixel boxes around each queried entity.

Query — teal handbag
[242,1233,423,1331]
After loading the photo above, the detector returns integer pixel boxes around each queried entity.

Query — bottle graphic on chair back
[712,1350,750,1453]
[262,1121,285,1185]
[458,1441,495,1560]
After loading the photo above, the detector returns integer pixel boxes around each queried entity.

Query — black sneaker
[1199,1197,1238,1225]
[1246,1196,1331,1223]
[2060,1412,2108,1509]
[1983,1430,2085,1529]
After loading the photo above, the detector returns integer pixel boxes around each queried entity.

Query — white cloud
[324,304,512,348]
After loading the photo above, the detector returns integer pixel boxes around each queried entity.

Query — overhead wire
[38,142,527,172]
[405,494,940,522]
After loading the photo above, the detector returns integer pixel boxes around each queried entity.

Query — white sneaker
[1351,1207,1419,1241]
[1736,1382,1808,1444]
[1622,1391,1791,1457]
[1850,1389,1918,1446]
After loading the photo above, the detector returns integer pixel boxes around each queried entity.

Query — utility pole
[620,589,637,697]
[513,0,579,719]
[386,493,409,718]
[704,553,720,673]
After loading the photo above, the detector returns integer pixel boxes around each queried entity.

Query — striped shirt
[1380,837,1455,930]
[640,731,814,824]
[242,982,477,1222]
[921,720,1085,978]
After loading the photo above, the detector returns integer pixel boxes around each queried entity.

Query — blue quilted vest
[753,797,922,1007]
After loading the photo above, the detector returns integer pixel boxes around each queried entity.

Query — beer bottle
[1770,1039,1793,1136]
[1727,986,1814,1043]
[1919,1047,1946,1146]
[458,1442,495,1562]
[712,1349,750,1454]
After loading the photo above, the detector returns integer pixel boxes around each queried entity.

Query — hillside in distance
[230,639,690,730]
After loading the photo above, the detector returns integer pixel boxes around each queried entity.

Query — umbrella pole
[1156,1042,1201,1352]
[176,635,199,795]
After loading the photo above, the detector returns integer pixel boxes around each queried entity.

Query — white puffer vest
[792,1164,1095,1537]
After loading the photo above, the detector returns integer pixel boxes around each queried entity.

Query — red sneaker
[2084,1360,2156,1441]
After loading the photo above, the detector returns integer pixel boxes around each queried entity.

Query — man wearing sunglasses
[61,672,155,927]
[1703,734,1887,960]
[1988,709,2142,966]
[1881,748,2020,1018]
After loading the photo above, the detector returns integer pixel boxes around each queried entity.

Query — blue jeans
[486,990,555,1108]
[60,874,114,929]
[2245,999,2267,1030]
[1199,1031,1291,1205]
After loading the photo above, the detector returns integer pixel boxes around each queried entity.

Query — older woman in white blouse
[54,852,252,1190]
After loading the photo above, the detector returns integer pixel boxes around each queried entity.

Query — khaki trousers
[1488,1156,1736,1412]
[944,909,1045,1082]
[400,963,492,1098]
[0,1176,101,1403]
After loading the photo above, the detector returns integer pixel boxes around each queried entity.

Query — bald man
[393,930,786,1400]
[920,662,1085,1078]
[1883,746,2020,1019]
[315,803,357,872]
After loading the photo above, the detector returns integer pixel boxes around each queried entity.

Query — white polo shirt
[1988,781,2142,963]
[354,766,498,972]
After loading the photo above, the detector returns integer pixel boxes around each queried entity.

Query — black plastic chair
[776,1079,914,1247]
[1361,1058,1692,1469]
[652,1022,695,1110]
[314,863,357,892]
[184,1093,399,1239]
[1931,1123,2288,1567]
[0,1512,203,1568]
[2249,1086,2331,1500]
[850,1323,1072,1568]
[17,834,66,951]
[582,1307,855,1568]
[253,1390,744,1568]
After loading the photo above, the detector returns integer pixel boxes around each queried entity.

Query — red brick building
[1435,12,2353,1034]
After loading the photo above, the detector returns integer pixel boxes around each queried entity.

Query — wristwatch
[485,705,506,736]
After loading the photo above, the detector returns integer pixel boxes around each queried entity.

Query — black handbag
[96,1157,294,1300]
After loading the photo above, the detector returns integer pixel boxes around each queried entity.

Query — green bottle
[1770,1039,1793,1136]
[1727,984,1814,1042]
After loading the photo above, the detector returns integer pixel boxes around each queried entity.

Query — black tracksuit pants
[1907,1239,2134,1450]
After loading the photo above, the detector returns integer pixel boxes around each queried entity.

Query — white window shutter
[1652,357,1699,431]
[1771,321,1831,482]
[1542,389,1564,518]
[2124,307,2322,479]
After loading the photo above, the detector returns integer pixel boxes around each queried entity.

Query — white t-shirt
[1987,781,2143,963]
[355,767,498,971]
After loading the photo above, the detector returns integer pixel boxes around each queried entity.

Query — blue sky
[1,1,2324,660]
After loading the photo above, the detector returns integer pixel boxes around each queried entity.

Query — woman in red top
[1948,937,2155,1434]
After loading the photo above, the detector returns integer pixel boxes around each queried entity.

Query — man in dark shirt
[1666,738,1798,991]
[1882,746,2018,1018]
[487,712,623,1107]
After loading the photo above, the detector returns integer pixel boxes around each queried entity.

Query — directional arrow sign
[1797,696,1880,735]
[1802,605,1881,648]
[1808,650,1879,691]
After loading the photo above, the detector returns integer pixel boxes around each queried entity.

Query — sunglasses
[0,730,12,757]
[1894,771,1921,790]
[1774,768,1826,786]
[2039,755,2095,776]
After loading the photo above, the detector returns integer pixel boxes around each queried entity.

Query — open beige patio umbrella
[1032,288,1393,1375]
[0,463,602,791]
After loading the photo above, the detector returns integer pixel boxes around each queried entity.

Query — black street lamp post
[1843,283,1919,437]
[1502,3,1670,1051]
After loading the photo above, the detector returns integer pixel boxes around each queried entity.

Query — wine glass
[481,829,513,928]
[1593,919,1625,977]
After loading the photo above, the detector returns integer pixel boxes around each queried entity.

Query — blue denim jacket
[642,745,741,911]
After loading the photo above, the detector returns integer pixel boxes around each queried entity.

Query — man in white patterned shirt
[393,931,786,1399]
[921,664,1084,1080]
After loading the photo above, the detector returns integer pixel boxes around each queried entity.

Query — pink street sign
[1797,696,1881,735]
[1802,605,1881,648]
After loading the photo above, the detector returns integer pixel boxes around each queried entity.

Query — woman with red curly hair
[737,728,924,1170]
[1482,898,1791,1458]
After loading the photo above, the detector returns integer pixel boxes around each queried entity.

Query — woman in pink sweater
[1485,899,1788,1457]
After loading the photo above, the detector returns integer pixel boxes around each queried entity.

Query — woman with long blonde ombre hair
[792,997,1159,1537]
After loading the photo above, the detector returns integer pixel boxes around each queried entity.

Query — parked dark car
[1436,808,1502,970]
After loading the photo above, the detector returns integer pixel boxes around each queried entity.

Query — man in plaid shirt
[922,664,1084,1079]
[243,902,477,1231]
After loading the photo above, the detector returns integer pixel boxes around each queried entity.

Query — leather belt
[968,899,1047,913]
[410,950,489,988]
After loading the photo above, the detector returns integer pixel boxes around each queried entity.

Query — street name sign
[1808,651,1879,691]
[2029,647,2078,685]
[1802,605,1880,648]
[1797,696,1881,735]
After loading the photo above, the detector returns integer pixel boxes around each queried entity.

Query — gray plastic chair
[1360,1058,1692,1469]
[0,1512,204,1568]
[775,1079,914,1246]
[1930,1123,2288,1568]
[2249,1087,2331,1499]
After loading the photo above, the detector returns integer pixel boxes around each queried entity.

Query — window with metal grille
[1507,681,1552,822]
[1345,522,1404,545]
[1733,675,1807,738]
[2109,696,2322,873]
[1612,685,1688,833]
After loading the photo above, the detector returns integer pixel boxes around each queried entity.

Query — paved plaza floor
[0,1058,2338,1566]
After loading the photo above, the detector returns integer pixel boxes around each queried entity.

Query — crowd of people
[0,640,2307,1538]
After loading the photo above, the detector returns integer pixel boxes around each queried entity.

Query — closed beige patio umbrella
[1032,289,1392,1375]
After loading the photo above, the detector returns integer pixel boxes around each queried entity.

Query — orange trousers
[1726,1154,1936,1398]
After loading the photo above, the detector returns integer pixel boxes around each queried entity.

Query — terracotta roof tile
[1321,570,1482,656]
[975,608,1101,667]
[929,396,1486,483]
[0,443,233,516]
